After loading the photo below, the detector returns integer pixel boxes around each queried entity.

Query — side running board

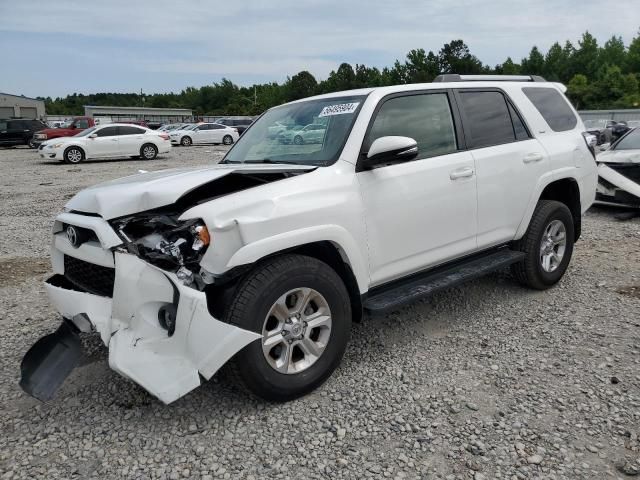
[363,249,525,313]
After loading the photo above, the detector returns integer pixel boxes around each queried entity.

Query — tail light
[582,132,597,160]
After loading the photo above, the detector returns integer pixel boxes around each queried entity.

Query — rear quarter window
[522,87,577,132]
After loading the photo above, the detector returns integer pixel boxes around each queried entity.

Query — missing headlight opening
[111,213,211,288]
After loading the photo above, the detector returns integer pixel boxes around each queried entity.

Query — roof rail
[433,74,546,83]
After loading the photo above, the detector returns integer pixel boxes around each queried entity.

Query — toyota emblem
[66,226,79,248]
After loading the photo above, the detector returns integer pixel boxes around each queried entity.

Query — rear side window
[458,91,517,148]
[119,126,145,135]
[365,93,458,160]
[522,87,577,132]
[75,119,90,129]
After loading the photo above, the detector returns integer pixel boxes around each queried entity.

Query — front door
[357,91,478,287]
[90,125,120,157]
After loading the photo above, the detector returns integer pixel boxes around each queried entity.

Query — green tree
[438,40,484,74]
[285,71,318,101]
[566,74,591,109]
[521,46,545,75]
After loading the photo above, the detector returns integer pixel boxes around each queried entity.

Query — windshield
[222,95,366,166]
[74,127,97,137]
[614,128,640,151]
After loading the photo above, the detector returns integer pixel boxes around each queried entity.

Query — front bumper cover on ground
[20,252,260,404]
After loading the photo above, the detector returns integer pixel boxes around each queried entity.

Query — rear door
[454,89,548,248]
[117,125,147,155]
[209,124,227,143]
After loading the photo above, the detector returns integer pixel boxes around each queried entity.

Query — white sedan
[38,124,172,163]
[170,123,239,146]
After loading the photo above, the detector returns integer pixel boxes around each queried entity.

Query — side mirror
[89,133,98,139]
[362,136,418,170]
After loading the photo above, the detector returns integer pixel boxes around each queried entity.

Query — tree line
[41,30,640,117]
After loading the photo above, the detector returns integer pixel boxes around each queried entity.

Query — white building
[0,92,46,119]
[84,105,193,124]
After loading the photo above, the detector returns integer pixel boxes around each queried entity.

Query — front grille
[63,255,115,297]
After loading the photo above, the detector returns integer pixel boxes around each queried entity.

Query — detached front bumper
[21,213,260,404]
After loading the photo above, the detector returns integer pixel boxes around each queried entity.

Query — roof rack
[433,74,546,83]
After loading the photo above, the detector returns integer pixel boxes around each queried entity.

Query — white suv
[21,75,597,404]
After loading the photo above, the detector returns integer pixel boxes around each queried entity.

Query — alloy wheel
[540,219,566,272]
[261,288,332,374]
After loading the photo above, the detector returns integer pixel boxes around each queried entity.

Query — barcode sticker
[318,102,360,117]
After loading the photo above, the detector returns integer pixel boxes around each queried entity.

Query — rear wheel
[180,136,192,146]
[293,135,304,145]
[511,200,574,290]
[222,135,233,145]
[63,146,84,164]
[140,143,158,160]
[227,255,352,401]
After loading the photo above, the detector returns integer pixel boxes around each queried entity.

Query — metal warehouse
[579,109,640,122]
[84,105,193,123]
[0,93,46,119]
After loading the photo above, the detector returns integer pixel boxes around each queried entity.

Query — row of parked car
[0,116,255,164]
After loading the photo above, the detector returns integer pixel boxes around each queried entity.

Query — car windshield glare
[74,127,97,137]
[222,95,366,166]
[614,128,640,150]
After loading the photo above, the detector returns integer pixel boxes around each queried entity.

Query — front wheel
[180,136,192,146]
[511,200,574,290]
[63,146,84,164]
[222,135,233,145]
[226,254,352,401]
[293,135,304,145]
[27,137,37,149]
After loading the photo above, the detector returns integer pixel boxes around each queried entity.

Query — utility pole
[254,86,257,106]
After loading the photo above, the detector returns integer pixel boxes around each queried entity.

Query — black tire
[140,143,158,160]
[180,136,192,146]
[226,254,352,401]
[511,200,574,290]
[222,135,233,145]
[293,135,304,145]
[63,146,85,164]
[27,137,37,149]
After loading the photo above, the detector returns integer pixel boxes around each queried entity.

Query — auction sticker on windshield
[319,102,360,117]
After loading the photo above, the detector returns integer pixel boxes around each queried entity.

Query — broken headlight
[111,214,210,285]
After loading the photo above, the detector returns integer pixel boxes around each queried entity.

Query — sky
[0,0,638,98]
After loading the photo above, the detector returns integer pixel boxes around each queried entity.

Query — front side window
[522,87,577,132]
[458,91,517,148]
[223,95,365,166]
[75,127,98,137]
[364,93,457,160]
[96,126,118,137]
[614,129,640,150]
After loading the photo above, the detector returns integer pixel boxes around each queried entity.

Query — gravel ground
[1,145,639,480]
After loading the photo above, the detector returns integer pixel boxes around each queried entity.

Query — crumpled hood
[597,150,640,164]
[65,163,315,219]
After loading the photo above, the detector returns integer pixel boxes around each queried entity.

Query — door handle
[523,152,544,163]
[449,167,474,180]
[111,139,118,141]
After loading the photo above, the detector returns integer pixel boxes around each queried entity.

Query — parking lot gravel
[1,145,639,479]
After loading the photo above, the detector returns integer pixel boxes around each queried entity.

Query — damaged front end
[596,161,640,208]
[20,209,261,404]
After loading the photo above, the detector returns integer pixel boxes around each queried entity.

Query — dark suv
[0,119,48,148]
[215,117,253,135]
